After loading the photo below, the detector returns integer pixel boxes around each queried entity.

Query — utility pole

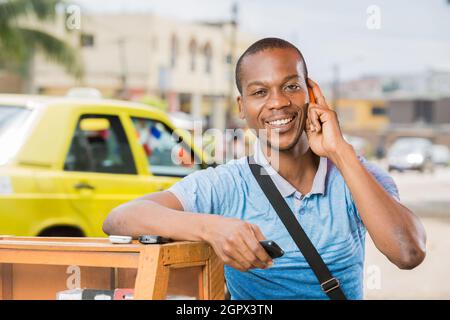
[332,63,340,115]
[331,56,364,115]
[226,2,238,128]
[118,37,128,99]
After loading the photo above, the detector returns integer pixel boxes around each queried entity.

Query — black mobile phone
[259,240,284,259]
[138,235,172,244]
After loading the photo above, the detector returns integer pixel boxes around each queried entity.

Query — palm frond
[18,27,83,79]
[0,0,63,26]
[0,26,28,62]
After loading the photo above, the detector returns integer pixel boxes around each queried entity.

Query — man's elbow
[102,219,111,235]
[102,209,119,235]
[393,210,427,270]
[395,246,426,270]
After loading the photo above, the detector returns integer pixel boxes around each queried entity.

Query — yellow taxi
[0,94,208,237]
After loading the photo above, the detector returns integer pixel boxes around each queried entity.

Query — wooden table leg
[134,246,170,300]
[0,263,13,300]
[203,247,224,300]
[198,265,205,300]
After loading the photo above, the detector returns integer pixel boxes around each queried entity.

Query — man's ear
[237,96,245,119]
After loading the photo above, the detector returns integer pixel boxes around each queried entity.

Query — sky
[74,0,450,82]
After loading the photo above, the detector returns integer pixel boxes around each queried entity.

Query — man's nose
[266,89,291,110]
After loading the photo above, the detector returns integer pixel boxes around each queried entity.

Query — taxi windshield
[0,105,33,165]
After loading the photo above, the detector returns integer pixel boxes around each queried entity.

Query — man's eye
[286,84,300,91]
[253,90,266,96]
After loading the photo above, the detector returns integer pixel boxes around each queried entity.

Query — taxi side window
[131,117,201,177]
[64,115,137,174]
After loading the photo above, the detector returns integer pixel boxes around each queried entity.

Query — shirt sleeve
[359,156,400,201]
[167,162,244,215]
[167,167,216,214]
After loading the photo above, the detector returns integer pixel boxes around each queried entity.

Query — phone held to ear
[308,85,316,104]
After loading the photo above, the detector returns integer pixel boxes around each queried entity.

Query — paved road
[364,217,450,299]
[375,163,450,218]
[361,164,450,299]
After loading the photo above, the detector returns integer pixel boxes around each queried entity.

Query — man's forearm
[330,143,426,269]
[103,200,211,241]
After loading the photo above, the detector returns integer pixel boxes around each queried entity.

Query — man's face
[237,48,309,151]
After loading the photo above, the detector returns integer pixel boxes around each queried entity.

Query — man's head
[236,37,310,151]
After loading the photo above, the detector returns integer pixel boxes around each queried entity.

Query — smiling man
[103,38,426,300]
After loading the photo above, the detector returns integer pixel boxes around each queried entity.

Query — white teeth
[268,117,293,126]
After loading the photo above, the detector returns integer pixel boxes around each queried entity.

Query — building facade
[32,13,256,130]
[385,97,450,148]
[333,98,388,152]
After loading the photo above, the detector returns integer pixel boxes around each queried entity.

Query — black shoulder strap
[248,156,347,300]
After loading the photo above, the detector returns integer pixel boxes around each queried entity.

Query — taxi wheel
[38,226,85,237]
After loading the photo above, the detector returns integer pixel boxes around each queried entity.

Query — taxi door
[59,112,155,236]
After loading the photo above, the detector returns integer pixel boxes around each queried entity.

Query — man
[103,38,426,300]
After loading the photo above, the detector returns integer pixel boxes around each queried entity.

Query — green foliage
[0,0,83,79]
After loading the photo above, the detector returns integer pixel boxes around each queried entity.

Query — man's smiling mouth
[264,114,296,129]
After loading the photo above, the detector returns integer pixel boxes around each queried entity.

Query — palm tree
[0,0,83,92]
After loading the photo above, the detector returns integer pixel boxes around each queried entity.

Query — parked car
[431,144,450,167]
[387,137,434,173]
[0,94,208,237]
[343,134,370,157]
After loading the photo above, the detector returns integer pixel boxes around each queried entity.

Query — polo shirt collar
[252,139,327,198]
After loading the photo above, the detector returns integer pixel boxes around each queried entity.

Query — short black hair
[235,37,308,94]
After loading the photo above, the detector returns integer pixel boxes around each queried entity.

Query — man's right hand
[103,191,274,272]
[202,215,273,272]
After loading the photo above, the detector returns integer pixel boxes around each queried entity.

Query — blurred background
[1,0,450,299]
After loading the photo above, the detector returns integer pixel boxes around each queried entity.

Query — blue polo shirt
[168,141,399,300]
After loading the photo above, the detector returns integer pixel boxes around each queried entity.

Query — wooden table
[0,236,224,300]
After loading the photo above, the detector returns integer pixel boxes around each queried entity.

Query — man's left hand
[305,78,351,162]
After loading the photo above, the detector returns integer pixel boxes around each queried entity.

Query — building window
[414,100,433,123]
[170,34,178,68]
[371,106,386,116]
[80,33,94,47]
[151,35,158,51]
[189,39,197,72]
[203,43,212,74]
